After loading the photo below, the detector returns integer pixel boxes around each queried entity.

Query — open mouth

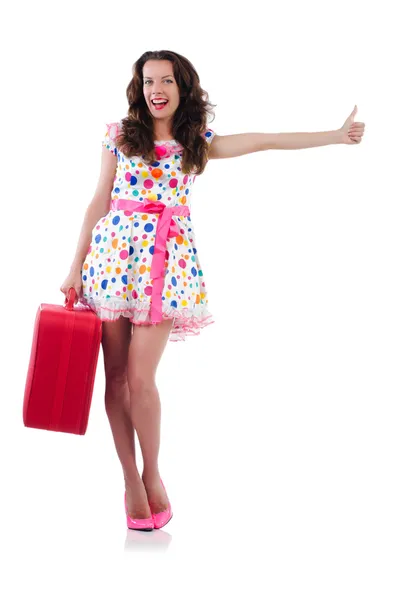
[152,100,168,110]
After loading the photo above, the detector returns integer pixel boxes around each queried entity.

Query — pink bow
[111,197,190,324]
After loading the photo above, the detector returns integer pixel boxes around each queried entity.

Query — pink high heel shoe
[151,478,173,529]
[124,491,154,531]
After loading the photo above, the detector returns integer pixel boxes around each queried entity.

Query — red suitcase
[23,288,103,435]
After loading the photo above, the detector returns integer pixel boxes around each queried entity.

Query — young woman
[60,49,365,532]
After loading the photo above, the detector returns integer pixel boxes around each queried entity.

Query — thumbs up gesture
[340,105,365,145]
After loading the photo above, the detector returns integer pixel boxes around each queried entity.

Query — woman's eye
[144,79,173,84]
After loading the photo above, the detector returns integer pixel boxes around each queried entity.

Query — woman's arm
[209,130,343,158]
[209,105,365,159]
[69,148,116,272]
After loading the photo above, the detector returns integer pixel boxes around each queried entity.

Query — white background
[1,0,395,597]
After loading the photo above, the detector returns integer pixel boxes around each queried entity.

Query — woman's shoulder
[102,120,123,156]
[202,128,216,145]
[105,120,123,141]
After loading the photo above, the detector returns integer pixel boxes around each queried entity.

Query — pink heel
[124,491,154,531]
[151,478,173,529]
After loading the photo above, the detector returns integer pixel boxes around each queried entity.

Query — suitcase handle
[64,287,77,311]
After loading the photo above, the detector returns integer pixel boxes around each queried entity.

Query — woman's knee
[105,365,129,387]
[128,372,156,397]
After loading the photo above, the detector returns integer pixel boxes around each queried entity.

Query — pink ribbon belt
[110,197,191,324]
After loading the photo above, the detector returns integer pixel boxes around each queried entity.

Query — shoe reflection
[124,527,173,552]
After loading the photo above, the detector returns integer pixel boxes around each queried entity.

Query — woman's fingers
[349,123,365,131]
[348,128,364,137]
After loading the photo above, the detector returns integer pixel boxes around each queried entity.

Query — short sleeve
[102,122,120,156]
[203,128,216,146]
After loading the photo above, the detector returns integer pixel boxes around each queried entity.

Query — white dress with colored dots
[80,121,216,342]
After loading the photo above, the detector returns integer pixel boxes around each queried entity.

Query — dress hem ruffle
[79,297,215,342]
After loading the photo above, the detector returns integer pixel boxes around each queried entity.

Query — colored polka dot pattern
[80,121,217,342]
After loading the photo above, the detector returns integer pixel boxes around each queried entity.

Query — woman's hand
[340,105,366,145]
[60,266,83,305]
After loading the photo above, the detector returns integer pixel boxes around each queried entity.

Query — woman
[60,49,365,532]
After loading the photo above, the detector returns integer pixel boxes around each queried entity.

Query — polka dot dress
[80,121,216,342]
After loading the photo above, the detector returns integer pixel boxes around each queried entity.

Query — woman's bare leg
[102,316,151,519]
[127,318,174,514]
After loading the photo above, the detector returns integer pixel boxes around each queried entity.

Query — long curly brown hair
[113,50,216,175]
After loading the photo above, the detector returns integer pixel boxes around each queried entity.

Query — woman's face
[142,60,180,125]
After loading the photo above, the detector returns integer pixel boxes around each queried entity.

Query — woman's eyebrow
[144,75,173,79]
